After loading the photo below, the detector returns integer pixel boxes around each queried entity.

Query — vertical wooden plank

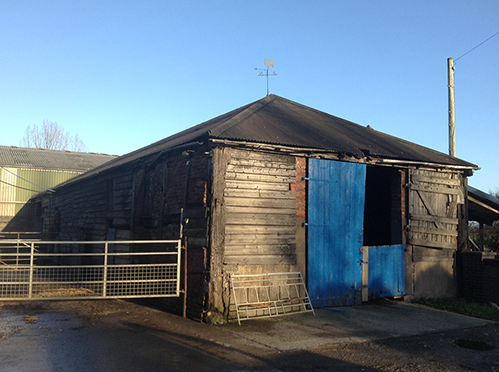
[361,246,369,302]
[458,176,469,251]
[208,147,230,312]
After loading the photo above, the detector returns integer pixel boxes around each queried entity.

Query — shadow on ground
[1,299,499,371]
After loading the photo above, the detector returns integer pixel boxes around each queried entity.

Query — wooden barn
[0,146,116,233]
[37,95,478,320]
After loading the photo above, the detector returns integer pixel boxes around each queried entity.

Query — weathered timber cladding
[130,151,210,320]
[42,175,112,241]
[112,168,133,227]
[223,149,297,265]
[40,148,211,320]
[208,147,230,313]
[408,169,464,253]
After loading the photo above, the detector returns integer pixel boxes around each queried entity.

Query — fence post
[103,242,108,298]
[28,242,35,299]
[178,239,183,298]
[16,232,20,267]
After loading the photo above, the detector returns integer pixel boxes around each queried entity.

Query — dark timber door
[307,159,366,307]
[408,169,462,250]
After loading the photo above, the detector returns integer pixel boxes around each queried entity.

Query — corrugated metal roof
[54,95,479,187]
[468,186,499,224]
[0,146,117,171]
[205,95,477,167]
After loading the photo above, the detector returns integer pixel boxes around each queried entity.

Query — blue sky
[1,1,498,192]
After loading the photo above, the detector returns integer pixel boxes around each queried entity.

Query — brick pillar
[292,157,307,221]
[291,157,307,281]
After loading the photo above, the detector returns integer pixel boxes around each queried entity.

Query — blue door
[307,159,366,307]
[368,245,406,298]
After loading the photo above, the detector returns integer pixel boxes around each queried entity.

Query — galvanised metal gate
[0,240,181,300]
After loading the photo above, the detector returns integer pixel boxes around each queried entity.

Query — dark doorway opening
[363,166,402,246]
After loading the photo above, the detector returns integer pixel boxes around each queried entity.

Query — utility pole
[448,57,456,157]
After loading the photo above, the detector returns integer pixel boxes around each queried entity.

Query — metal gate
[307,159,367,307]
[0,240,181,300]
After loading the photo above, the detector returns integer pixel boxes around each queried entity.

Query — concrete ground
[223,301,494,350]
[0,299,498,371]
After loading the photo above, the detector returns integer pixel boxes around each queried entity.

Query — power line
[455,30,499,62]
[0,166,55,193]
[0,179,43,193]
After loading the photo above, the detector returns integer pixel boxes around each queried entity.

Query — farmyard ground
[1,299,498,371]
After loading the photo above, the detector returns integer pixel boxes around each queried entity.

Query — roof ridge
[0,145,115,157]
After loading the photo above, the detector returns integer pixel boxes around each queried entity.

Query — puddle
[0,310,83,339]
[453,339,496,351]
[22,316,38,324]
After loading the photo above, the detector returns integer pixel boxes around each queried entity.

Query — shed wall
[223,149,297,265]
[1,167,82,231]
[406,168,467,300]
[41,148,211,320]
[208,147,302,314]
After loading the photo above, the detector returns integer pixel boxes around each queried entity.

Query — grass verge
[418,297,499,321]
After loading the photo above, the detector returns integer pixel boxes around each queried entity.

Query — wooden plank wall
[40,151,210,320]
[112,168,134,233]
[223,149,297,265]
[408,169,464,260]
[40,174,114,258]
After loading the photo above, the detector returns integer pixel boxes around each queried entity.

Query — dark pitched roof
[0,146,117,171]
[468,186,499,224]
[58,95,478,184]
[205,95,477,168]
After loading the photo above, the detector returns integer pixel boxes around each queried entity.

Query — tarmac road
[0,299,498,372]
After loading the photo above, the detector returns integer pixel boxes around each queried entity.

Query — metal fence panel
[230,272,315,325]
[0,240,181,300]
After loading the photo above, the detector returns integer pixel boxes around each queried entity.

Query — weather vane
[255,58,277,96]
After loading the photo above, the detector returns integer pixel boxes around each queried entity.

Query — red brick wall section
[458,252,499,304]
[187,154,209,206]
[291,157,307,221]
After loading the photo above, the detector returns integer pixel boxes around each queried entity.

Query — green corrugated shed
[14,169,81,216]
[0,146,117,224]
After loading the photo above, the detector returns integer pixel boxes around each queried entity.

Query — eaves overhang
[469,186,499,225]
[209,137,479,172]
